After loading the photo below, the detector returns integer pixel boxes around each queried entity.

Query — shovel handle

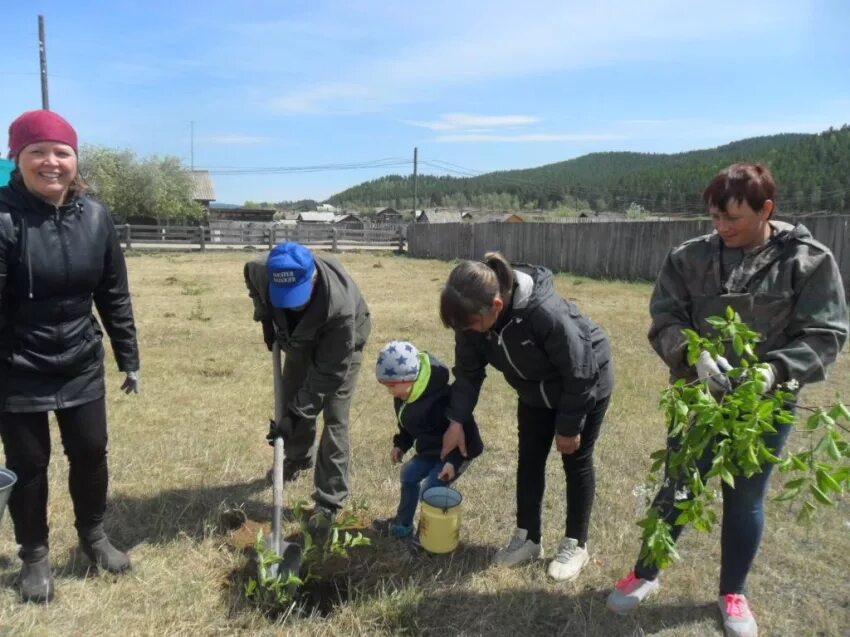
[271,343,285,556]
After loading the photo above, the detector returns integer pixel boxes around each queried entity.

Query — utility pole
[413,147,418,217]
[38,15,49,110]
[190,121,195,171]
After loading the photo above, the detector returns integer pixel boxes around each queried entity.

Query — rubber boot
[19,544,55,604]
[78,524,131,573]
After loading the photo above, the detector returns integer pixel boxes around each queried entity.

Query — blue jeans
[634,421,792,594]
[395,454,465,528]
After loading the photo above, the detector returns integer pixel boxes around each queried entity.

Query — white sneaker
[493,528,543,566]
[718,594,758,637]
[606,570,660,615]
[547,537,589,582]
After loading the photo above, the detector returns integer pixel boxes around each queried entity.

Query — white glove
[696,351,732,394]
[754,364,775,394]
[121,370,141,394]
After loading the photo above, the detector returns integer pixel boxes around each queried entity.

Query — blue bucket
[0,468,17,525]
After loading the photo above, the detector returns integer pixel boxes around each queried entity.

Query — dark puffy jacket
[244,252,371,419]
[391,352,483,472]
[448,265,613,437]
[0,181,139,412]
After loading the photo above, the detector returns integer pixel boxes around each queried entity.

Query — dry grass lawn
[0,250,847,636]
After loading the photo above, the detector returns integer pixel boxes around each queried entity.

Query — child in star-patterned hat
[373,340,483,539]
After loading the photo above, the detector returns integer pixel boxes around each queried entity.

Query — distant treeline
[327,125,850,214]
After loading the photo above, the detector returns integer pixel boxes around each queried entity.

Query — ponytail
[440,251,514,330]
[482,251,514,299]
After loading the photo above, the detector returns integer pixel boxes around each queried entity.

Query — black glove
[262,318,275,352]
[267,415,295,445]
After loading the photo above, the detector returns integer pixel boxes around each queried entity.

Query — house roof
[298,211,337,223]
[189,170,216,201]
[334,214,361,224]
[417,210,466,223]
[475,213,524,223]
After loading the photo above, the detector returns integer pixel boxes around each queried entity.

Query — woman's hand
[438,462,456,482]
[441,420,467,459]
[391,447,404,464]
[556,433,581,455]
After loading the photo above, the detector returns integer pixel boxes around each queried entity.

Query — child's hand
[438,462,455,482]
[391,447,404,464]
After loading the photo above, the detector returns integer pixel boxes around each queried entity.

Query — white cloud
[435,132,625,143]
[406,113,541,131]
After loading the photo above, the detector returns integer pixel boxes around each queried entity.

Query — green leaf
[707,316,727,329]
[797,500,816,523]
[733,334,744,355]
[827,437,842,462]
[816,469,843,494]
[806,411,823,430]
[809,484,834,505]
[725,306,735,320]
[773,486,802,502]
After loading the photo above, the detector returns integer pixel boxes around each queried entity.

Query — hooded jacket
[391,351,483,472]
[244,252,371,419]
[649,221,848,385]
[448,265,613,437]
[0,180,139,412]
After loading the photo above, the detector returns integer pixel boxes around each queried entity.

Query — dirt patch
[229,518,268,551]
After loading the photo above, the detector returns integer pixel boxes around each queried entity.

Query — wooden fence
[120,224,405,252]
[407,216,850,296]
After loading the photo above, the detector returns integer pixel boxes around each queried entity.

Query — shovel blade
[262,533,303,581]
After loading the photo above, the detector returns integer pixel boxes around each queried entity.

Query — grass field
[1,250,848,637]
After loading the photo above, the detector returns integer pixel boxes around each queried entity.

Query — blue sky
[2,1,849,205]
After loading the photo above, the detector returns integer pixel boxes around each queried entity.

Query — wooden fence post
[198,224,206,252]
[397,228,405,253]
[269,225,275,250]
[331,226,339,252]
[124,224,132,250]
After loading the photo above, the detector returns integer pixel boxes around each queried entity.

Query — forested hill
[327,126,850,214]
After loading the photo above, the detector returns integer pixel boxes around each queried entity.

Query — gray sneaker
[547,537,589,582]
[493,528,543,566]
[718,594,758,637]
[606,570,660,615]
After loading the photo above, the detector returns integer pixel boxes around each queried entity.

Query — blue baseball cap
[267,242,316,309]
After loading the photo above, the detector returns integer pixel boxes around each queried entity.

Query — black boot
[78,524,131,573]
[19,544,55,604]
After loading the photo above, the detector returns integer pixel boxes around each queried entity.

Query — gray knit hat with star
[375,340,420,382]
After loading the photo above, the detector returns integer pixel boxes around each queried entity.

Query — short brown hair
[702,163,775,214]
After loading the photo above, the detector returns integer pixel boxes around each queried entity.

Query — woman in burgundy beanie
[0,110,140,603]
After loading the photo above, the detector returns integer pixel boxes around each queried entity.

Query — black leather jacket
[0,180,139,412]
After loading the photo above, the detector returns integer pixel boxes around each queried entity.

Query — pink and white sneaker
[606,570,660,615]
[718,594,758,637]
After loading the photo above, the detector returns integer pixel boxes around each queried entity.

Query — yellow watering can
[418,486,463,553]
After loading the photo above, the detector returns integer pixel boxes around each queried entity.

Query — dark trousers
[0,397,109,546]
[516,395,610,545]
[634,421,792,594]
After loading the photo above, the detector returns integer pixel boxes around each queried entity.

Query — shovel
[262,342,303,581]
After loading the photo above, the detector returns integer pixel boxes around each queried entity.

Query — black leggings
[516,395,610,545]
[0,397,109,546]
